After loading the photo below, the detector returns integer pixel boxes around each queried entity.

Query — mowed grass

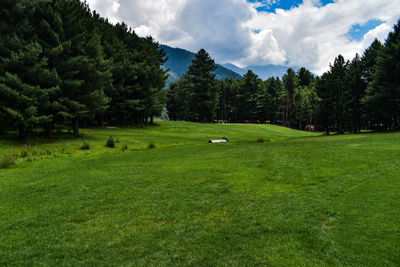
[1,122,400,266]
[0,121,314,159]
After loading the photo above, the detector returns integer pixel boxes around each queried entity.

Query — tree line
[166,20,400,133]
[0,0,167,138]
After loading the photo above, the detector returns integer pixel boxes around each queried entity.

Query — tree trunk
[18,125,26,139]
[46,122,53,138]
[73,119,79,138]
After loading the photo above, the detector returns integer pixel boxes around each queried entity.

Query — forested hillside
[160,45,241,85]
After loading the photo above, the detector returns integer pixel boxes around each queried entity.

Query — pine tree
[55,0,111,136]
[0,0,55,138]
[282,68,298,126]
[297,67,314,87]
[186,49,217,122]
[237,70,262,122]
[365,20,400,130]
[316,55,348,133]
[166,76,192,121]
[345,54,365,132]
[266,77,284,124]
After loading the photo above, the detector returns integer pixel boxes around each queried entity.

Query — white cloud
[86,0,400,75]
[86,0,121,24]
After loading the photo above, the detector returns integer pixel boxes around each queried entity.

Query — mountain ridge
[160,45,241,85]
[222,63,301,80]
[160,44,300,84]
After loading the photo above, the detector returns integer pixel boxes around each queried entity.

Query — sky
[86,0,400,75]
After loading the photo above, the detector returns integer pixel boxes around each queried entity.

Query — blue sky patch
[347,19,384,41]
[248,0,335,13]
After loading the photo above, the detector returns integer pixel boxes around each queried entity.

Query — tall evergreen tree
[0,0,56,138]
[55,0,111,136]
[238,70,262,121]
[365,20,400,130]
[186,49,217,122]
[361,39,383,130]
[282,68,298,126]
[345,53,365,132]
[166,75,193,121]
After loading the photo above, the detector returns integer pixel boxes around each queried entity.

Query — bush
[0,155,16,169]
[80,142,90,150]
[148,142,156,149]
[121,144,128,151]
[257,137,265,143]
[106,136,115,148]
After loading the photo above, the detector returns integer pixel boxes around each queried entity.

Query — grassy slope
[0,122,314,159]
[1,122,399,266]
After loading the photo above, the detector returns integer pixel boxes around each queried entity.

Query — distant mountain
[160,45,242,85]
[223,63,301,80]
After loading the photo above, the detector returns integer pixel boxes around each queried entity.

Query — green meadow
[1,122,399,266]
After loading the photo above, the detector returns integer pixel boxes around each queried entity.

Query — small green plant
[257,137,265,143]
[148,142,156,149]
[20,144,29,158]
[106,136,115,148]
[0,154,16,169]
[121,144,128,151]
[116,138,120,144]
[31,146,38,157]
[80,142,90,150]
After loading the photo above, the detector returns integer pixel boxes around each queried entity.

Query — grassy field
[0,122,399,266]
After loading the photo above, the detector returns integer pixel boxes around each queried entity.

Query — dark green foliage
[0,0,56,138]
[80,142,90,150]
[282,68,298,127]
[166,49,218,122]
[106,136,115,148]
[345,54,366,133]
[365,20,400,130]
[187,49,218,122]
[148,142,156,149]
[257,137,264,143]
[121,144,128,151]
[0,0,167,138]
[316,55,348,134]
[166,78,192,121]
[238,70,263,121]
[0,154,16,169]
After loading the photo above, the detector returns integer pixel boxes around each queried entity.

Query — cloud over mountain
[86,0,400,75]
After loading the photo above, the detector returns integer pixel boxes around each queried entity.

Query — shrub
[148,142,156,149]
[20,144,28,158]
[106,136,115,148]
[80,142,90,150]
[0,155,16,169]
[121,144,128,151]
[257,137,265,143]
